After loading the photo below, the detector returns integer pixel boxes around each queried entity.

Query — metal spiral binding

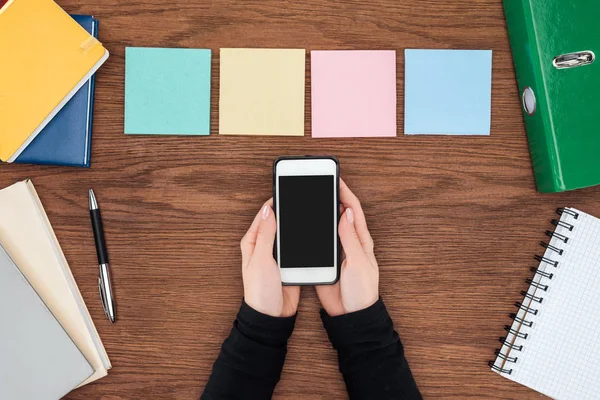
[534,254,559,267]
[529,266,554,280]
[488,361,513,374]
[557,208,580,219]
[509,313,533,327]
[495,349,518,363]
[521,290,544,303]
[505,325,528,339]
[551,219,574,231]
[525,277,549,291]
[515,301,539,315]
[498,337,523,351]
[546,230,569,243]
[489,208,578,376]
[540,241,563,255]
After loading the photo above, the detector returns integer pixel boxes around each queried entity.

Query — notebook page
[501,209,600,399]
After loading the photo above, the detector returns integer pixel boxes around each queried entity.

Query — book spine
[503,0,563,193]
[83,17,99,168]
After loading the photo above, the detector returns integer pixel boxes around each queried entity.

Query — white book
[491,208,600,399]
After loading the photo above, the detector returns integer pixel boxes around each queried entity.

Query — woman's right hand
[316,179,379,316]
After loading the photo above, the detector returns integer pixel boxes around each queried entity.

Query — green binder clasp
[553,51,595,69]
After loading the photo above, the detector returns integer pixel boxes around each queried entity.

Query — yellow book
[0,0,109,162]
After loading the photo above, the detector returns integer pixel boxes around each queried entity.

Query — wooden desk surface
[3,0,599,398]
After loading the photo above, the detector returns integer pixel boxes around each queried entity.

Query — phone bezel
[273,156,340,285]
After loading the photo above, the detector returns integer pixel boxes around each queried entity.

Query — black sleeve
[202,301,296,400]
[321,298,422,400]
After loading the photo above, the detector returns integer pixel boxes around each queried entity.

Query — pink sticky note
[311,50,397,138]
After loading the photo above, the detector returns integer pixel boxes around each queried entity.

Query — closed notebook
[0,0,108,162]
[504,0,600,193]
[0,180,111,385]
[0,244,93,399]
[490,208,600,399]
[15,14,98,167]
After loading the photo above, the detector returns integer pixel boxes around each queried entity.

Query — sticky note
[404,49,492,135]
[125,47,211,135]
[219,48,305,136]
[311,50,397,138]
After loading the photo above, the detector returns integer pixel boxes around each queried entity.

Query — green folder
[504,0,600,193]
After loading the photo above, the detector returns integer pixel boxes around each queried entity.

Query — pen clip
[98,276,109,319]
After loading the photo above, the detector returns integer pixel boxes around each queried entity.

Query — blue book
[15,15,98,167]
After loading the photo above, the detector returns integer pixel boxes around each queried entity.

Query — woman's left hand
[240,199,300,317]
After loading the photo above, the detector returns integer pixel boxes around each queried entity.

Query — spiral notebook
[490,208,600,400]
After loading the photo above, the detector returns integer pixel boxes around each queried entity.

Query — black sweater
[202,298,422,400]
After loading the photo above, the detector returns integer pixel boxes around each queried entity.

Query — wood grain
[2,0,598,398]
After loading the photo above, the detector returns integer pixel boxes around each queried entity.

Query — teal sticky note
[125,47,212,135]
[404,49,492,135]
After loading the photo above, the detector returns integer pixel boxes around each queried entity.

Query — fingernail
[261,205,270,220]
[346,208,354,223]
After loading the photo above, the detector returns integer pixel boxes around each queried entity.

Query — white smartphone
[273,156,340,285]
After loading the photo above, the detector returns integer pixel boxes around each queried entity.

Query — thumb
[254,204,277,259]
[339,208,364,261]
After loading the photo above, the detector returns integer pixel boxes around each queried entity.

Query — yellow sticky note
[219,48,306,136]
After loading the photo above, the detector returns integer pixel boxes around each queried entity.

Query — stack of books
[0,180,111,398]
[0,0,109,167]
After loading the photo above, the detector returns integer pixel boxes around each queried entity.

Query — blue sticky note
[404,49,492,135]
[125,47,212,135]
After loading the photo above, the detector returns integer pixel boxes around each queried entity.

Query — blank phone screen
[278,175,335,268]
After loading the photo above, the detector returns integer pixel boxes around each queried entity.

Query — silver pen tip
[89,189,98,210]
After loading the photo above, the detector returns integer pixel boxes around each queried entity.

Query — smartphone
[273,156,340,285]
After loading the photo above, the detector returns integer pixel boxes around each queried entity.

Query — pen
[89,189,116,323]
